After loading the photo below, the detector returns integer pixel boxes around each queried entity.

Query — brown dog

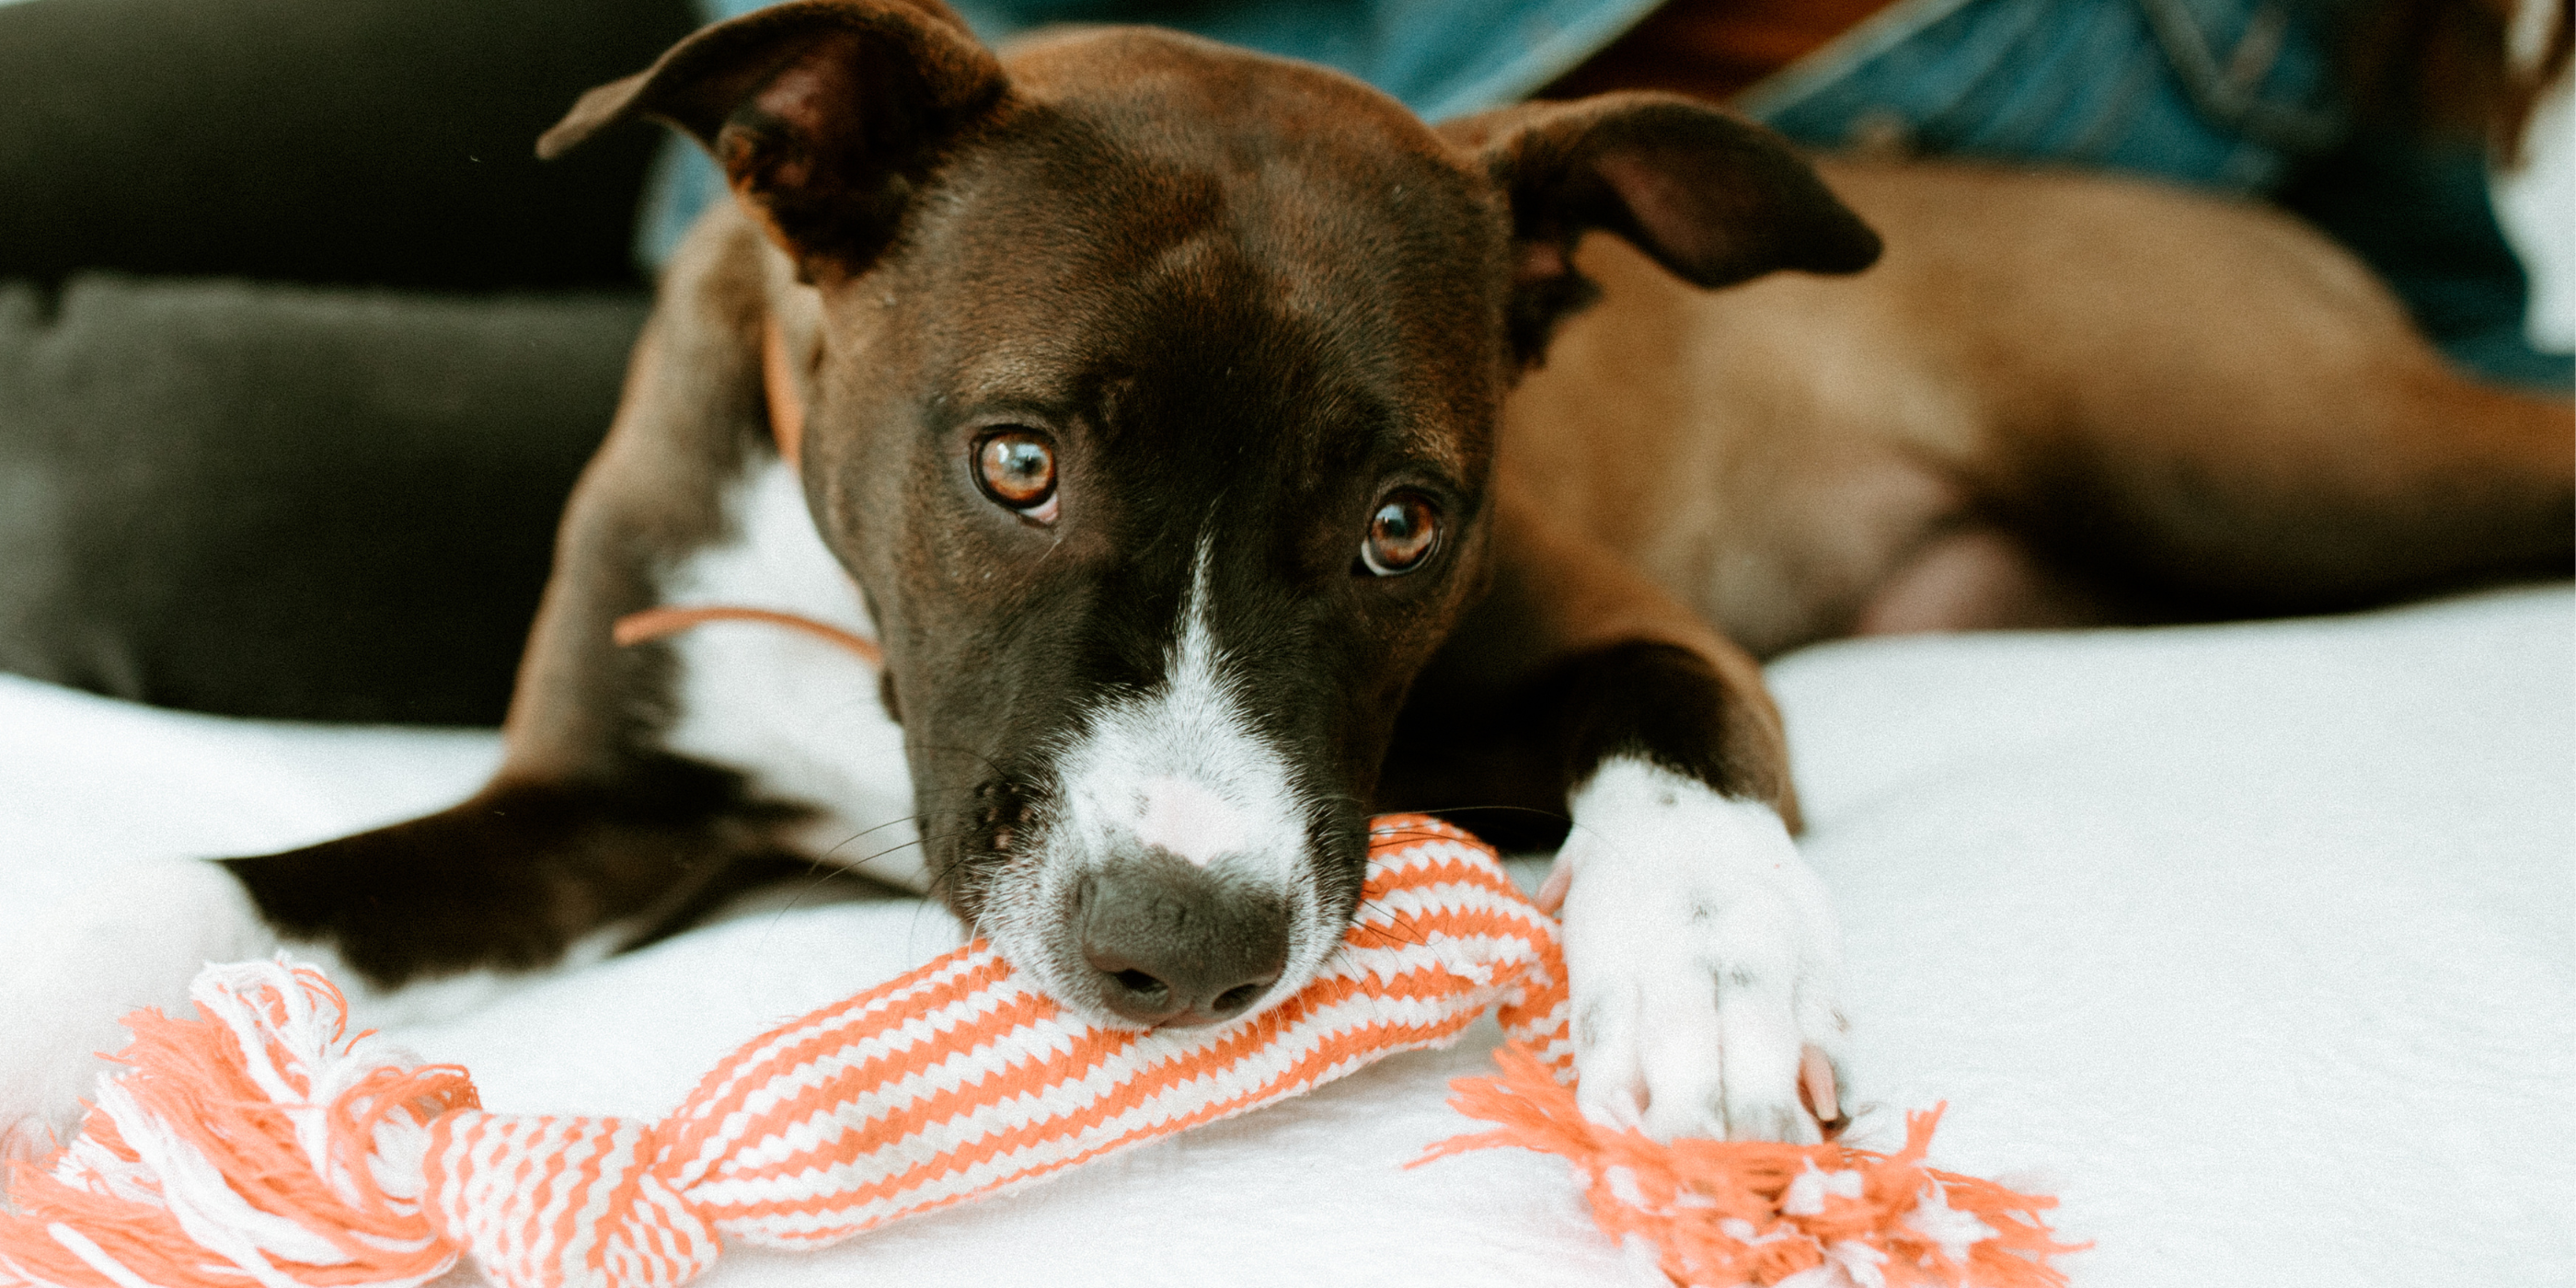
[4,0,2566,1157]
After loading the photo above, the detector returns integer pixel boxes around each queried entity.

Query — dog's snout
[1078,863,1288,1028]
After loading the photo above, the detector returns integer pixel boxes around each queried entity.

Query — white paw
[1554,758,1847,1143]
[0,860,272,1160]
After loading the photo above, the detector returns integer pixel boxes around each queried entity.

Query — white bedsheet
[2,585,2568,1286]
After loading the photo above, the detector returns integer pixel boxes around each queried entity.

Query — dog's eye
[1360,492,1439,576]
[974,429,1058,519]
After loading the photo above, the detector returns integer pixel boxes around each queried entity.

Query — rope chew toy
[0,817,2077,1288]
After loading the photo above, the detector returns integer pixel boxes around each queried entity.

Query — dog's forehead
[863,32,1508,484]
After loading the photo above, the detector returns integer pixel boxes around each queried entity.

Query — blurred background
[0,0,2566,726]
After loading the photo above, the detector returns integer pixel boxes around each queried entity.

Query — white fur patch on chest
[655,457,925,891]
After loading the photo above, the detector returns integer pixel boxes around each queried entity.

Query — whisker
[908,833,1007,954]
[750,857,889,957]
[746,818,955,955]
[812,812,933,864]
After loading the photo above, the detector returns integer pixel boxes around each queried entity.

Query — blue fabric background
[636,0,2566,387]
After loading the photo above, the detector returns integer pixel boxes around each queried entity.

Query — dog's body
[6,1,2570,1160]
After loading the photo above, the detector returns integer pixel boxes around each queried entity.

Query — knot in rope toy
[0,818,2076,1288]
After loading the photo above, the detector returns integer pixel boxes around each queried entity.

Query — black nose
[1079,861,1288,1028]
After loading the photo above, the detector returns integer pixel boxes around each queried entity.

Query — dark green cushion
[0,277,646,725]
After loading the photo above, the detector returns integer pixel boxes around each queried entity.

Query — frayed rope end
[0,957,475,1288]
[1418,1043,2087,1288]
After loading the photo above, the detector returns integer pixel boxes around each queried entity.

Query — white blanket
[3,585,2568,1287]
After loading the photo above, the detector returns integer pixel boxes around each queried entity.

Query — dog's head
[546,0,1876,1028]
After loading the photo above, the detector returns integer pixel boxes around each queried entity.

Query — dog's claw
[1535,855,1572,914]
[1800,1043,1846,1134]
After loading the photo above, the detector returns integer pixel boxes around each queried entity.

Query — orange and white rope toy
[0,817,2077,1288]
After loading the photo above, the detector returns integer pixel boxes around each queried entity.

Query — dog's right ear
[538,0,1006,283]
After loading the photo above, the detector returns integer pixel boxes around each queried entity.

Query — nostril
[1211,981,1268,1013]
[1086,948,1173,996]
[1079,866,1290,1026]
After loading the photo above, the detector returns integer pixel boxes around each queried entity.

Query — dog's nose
[1078,865,1287,1028]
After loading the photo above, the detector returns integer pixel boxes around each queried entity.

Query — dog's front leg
[1387,483,1844,1143]
[1545,644,1846,1144]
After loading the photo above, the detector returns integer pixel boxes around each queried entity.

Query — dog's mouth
[905,523,1384,1027]
[953,765,1363,1031]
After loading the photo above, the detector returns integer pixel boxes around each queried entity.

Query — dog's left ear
[1442,93,1880,362]
[538,0,1008,283]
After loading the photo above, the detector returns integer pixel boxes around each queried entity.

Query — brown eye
[975,429,1057,517]
[1361,492,1440,576]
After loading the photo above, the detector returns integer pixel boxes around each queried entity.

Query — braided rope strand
[0,817,1558,1288]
